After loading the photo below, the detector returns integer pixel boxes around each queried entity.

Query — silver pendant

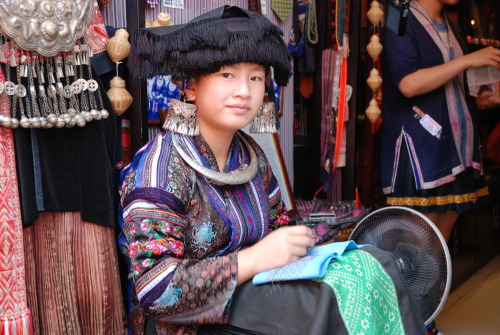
[4,81,16,95]
[14,84,27,98]
[87,79,98,92]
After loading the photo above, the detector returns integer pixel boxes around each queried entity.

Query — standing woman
[380,0,500,243]
[120,5,426,334]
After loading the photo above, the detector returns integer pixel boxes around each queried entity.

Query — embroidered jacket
[119,130,287,334]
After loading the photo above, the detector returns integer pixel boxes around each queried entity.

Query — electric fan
[349,206,451,326]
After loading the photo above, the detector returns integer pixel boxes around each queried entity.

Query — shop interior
[0,0,498,334]
[122,1,500,333]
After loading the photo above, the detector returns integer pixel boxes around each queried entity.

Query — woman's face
[187,63,266,135]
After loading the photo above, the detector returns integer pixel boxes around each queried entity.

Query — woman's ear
[184,88,195,102]
[184,79,196,101]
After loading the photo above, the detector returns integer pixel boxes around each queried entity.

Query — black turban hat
[128,5,293,87]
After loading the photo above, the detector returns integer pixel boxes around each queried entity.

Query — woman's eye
[251,76,263,82]
[222,73,234,79]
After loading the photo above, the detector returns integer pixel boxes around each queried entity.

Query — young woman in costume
[380,0,500,243]
[120,5,426,335]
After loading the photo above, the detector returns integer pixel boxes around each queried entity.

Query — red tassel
[355,187,361,209]
[333,58,348,169]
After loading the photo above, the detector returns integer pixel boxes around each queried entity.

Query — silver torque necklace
[172,132,259,186]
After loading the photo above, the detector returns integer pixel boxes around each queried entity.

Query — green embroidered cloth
[319,249,405,334]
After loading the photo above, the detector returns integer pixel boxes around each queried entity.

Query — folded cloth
[252,240,364,285]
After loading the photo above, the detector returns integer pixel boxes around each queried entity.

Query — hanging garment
[23,212,126,335]
[272,0,293,21]
[0,67,33,335]
[248,0,262,14]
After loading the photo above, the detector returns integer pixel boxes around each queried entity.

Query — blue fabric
[252,241,364,284]
[380,12,480,192]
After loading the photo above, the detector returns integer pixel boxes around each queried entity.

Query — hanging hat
[128,5,292,87]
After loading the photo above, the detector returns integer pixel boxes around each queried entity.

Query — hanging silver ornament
[67,108,77,117]
[100,109,109,119]
[47,113,58,124]
[10,118,20,129]
[55,117,66,128]
[4,81,15,95]
[20,116,31,128]
[74,114,86,127]
[61,113,72,124]
[90,109,99,120]
[39,117,47,128]
[65,118,76,128]
[30,117,42,128]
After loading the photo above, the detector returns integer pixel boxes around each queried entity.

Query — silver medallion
[0,0,94,57]
[77,79,88,91]
[71,81,83,94]
[4,81,16,95]
[87,79,98,92]
[14,84,27,98]
[63,85,74,98]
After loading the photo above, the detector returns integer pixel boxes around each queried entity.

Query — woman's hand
[464,46,500,71]
[399,47,500,98]
[236,225,315,284]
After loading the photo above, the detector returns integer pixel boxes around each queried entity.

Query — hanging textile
[333,52,348,170]
[272,0,293,22]
[23,212,126,335]
[320,48,342,201]
[248,0,262,14]
[85,1,110,55]
[0,67,33,335]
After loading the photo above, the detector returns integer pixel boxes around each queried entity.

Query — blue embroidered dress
[119,130,287,334]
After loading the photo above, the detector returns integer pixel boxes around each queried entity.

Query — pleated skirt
[23,212,126,335]
[387,140,489,214]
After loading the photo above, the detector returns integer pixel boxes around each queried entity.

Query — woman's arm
[399,46,500,98]
[122,194,238,323]
[236,225,315,284]
[236,175,314,284]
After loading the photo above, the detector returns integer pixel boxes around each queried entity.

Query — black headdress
[128,6,292,87]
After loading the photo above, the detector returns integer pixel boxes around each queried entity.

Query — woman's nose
[234,79,251,98]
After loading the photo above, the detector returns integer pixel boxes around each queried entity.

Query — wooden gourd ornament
[366,68,382,92]
[152,12,173,27]
[106,29,130,63]
[365,1,384,124]
[366,35,383,61]
[365,98,382,124]
[106,29,133,116]
[107,76,133,116]
[367,0,384,26]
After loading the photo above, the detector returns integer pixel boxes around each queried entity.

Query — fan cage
[349,206,451,326]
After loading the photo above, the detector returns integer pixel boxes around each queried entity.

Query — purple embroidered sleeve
[122,195,238,324]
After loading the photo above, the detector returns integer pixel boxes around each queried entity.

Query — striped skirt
[23,212,126,335]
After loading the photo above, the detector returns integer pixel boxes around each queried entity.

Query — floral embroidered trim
[270,210,289,230]
[387,187,489,207]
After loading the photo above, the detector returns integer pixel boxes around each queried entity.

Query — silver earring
[163,98,199,136]
[249,102,277,134]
